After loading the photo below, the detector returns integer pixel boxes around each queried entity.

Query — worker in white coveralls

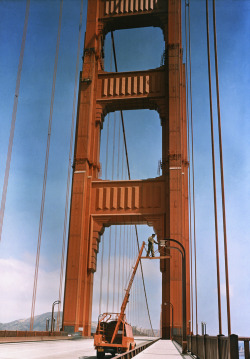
[146,233,158,257]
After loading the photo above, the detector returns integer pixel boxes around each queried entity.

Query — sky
[0,0,250,337]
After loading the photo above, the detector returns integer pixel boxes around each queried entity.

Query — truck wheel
[97,351,105,359]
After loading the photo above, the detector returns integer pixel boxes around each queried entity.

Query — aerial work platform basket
[141,239,172,260]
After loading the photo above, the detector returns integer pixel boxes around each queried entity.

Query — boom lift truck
[94,241,145,358]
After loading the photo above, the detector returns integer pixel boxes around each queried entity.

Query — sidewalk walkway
[135,339,190,358]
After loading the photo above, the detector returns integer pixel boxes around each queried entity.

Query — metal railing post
[229,334,239,359]
[244,340,250,359]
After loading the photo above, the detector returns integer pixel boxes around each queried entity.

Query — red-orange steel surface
[63,0,190,339]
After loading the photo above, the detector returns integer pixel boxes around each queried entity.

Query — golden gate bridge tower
[62,0,190,340]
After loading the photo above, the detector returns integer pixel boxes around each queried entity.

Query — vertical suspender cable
[126,226,129,322]
[112,225,117,312]
[30,0,63,331]
[212,0,231,335]
[111,31,154,336]
[105,116,110,179]
[122,224,125,304]
[205,0,222,336]
[56,0,84,331]
[0,0,30,242]
[187,2,198,335]
[100,114,109,313]
[117,118,122,311]
[99,234,105,314]
[106,228,112,312]
[117,226,122,310]
[134,226,154,336]
[112,113,116,180]
[112,114,117,312]
[185,0,194,335]
[104,45,113,313]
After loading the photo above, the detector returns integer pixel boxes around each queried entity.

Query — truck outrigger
[94,242,145,358]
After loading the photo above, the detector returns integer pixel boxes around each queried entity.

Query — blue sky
[0,0,250,337]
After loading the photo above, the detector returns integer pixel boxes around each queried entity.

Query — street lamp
[201,321,207,335]
[51,300,61,332]
[46,318,50,331]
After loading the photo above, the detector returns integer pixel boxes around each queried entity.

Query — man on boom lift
[146,233,158,257]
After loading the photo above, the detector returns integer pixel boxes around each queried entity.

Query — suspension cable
[106,228,112,312]
[111,31,154,336]
[187,2,198,335]
[117,226,122,311]
[105,116,110,179]
[111,32,130,179]
[112,225,117,312]
[111,113,117,312]
[212,0,231,335]
[185,0,194,335]
[99,233,105,314]
[122,224,125,307]
[117,118,122,312]
[0,0,30,242]
[56,0,84,331]
[30,0,63,331]
[205,0,222,336]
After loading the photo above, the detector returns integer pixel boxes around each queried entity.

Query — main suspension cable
[56,0,84,331]
[0,0,30,242]
[205,0,222,335]
[185,0,194,335]
[212,0,231,335]
[111,31,154,336]
[30,0,63,331]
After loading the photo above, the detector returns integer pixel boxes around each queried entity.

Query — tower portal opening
[92,224,161,336]
[100,109,162,181]
[104,27,164,72]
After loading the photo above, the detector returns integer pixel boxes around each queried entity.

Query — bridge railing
[174,334,240,359]
[238,337,250,358]
[0,330,67,338]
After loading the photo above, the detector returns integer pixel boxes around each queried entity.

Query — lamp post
[51,300,61,332]
[201,321,207,335]
[164,238,187,354]
[46,318,50,331]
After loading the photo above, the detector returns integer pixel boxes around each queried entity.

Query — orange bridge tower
[63,0,190,339]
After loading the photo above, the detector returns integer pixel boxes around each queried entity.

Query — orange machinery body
[94,313,135,357]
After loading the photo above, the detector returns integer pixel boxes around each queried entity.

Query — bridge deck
[0,337,156,358]
[135,339,191,358]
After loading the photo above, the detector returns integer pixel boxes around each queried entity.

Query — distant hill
[0,312,158,336]
[0,312,63,331]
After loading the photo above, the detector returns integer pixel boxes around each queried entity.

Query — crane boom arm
[111,241,145,344]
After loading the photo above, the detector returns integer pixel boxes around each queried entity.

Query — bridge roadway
[0,336,192,358]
